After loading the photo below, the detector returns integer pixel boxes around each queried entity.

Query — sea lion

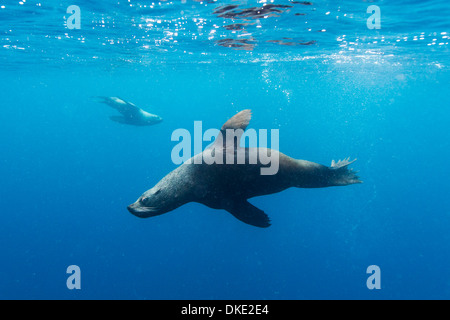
[96,96,163,126]
[128,110,361,228]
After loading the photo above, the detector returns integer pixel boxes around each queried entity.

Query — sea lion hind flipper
[226,200,271,228]
[329,158,362,185]
[330,157,357,169]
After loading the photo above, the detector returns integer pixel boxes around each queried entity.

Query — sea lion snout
[127,198,163,218]
[153,115,163,123]
[127,202,150,218]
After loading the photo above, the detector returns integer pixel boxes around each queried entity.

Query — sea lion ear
[220,109,252,131]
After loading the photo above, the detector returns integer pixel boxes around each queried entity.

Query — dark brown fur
[128,110,361,227]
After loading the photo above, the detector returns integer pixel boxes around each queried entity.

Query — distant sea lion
[96,96,163,126]
[128,110,361,228]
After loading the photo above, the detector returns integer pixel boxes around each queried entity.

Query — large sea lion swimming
[96,96,163,126]
[128,110,361,228]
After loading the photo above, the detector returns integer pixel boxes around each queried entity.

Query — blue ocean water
[0,0,449,300]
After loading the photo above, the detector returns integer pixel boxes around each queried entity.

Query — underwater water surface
[0,0,449,300]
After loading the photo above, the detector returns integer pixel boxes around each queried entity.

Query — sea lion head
[141,110,163,125]
[127,186,172,218]
[127,169,190,218]
[146,114,163,124]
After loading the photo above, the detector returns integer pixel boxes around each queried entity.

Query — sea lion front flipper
[122,98,141,112]
[226,200,271,228]
[220,109,252,132]
[109,116,129,124]
[212,109,252,151]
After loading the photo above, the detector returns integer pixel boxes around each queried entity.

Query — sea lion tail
[329,157,362,186]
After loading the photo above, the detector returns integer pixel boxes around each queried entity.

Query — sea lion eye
[154,189,161,195]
